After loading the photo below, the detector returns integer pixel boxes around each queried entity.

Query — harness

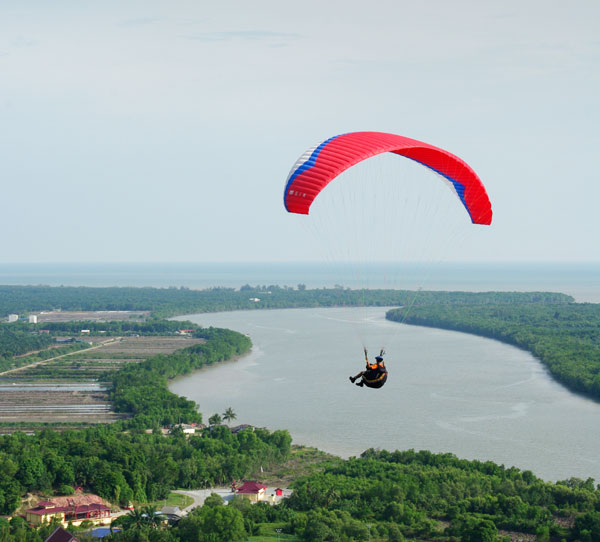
[361,350,388,388]
[363,361,388,384]
[363,369,387,384]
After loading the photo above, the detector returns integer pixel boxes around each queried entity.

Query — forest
[387,303,600,400]
[0,284,572,319]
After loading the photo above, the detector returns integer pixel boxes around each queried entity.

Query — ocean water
[0,262,598,302]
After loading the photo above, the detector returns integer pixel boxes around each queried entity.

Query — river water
[170,306,600,483]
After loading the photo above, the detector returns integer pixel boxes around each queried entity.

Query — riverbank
[388,303,600,402]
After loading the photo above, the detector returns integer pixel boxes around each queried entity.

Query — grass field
[150,492,194,510]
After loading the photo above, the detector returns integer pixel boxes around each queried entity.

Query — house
[230,424,252,434]
[44,526,78,542]
[274,488,283,497]
[180,424,197,434]
[25,500,111,527]
[236,481,267,502]
[160,506,182,522]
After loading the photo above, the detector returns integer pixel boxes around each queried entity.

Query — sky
[1,0,598,263]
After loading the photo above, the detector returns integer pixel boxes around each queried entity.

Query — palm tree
[112,505,165,533]
[222,407,237,426]
[111,507,145,532]
[142,505,165,528]
[208,413,222,426]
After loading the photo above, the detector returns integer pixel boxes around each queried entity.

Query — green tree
[536,525,550,542]
[203,493,224,508]
[387,524,405,541]
[457,516,498,542]
[179,504,246,542]
[208,414,222,426]
[17,455,47,490]
[222,407,237,426]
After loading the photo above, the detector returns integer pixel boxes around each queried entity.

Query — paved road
[173,487,292,515]
[174,487,234,514]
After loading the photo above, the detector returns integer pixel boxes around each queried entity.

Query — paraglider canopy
[283,131,492,225]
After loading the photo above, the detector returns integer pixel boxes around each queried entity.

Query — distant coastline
[0,261,599,301]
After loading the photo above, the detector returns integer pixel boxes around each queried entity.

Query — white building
[7,314,18,323]
[29,315,38,324]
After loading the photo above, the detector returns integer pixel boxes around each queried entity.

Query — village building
[25,500,111,527]
[160,506,182,523]
[230,424,252,434]
[44,526,78,542]
[236,481,267,502]
[179,423,198,434]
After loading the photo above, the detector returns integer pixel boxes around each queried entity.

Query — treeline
[109,327,252,427]
[0,326,53,358]
[0,325,294,517]
[0,284,572,319]
[387,303,600,400]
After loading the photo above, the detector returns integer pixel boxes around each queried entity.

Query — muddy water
[170,306,600,483]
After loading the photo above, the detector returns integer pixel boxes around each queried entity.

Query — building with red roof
[236,481,267,502]
[44,526,78,542]
[25,500,111,527]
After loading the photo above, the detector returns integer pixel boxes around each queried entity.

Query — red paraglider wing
[283,132,492,225]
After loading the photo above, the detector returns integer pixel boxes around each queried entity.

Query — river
[170,306,600,483]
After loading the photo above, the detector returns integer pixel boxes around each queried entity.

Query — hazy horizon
[1,1,598,264]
